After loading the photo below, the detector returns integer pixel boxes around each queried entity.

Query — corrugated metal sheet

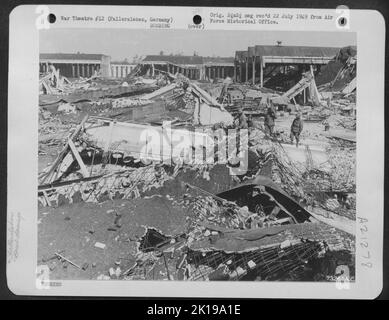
[143,55,234,66]
[143,55,235,66]
[203,57,234,64]
[248,46,255,57]
[142,55,204,65]
[251,45,340,58]
[40,53,107,61]
[111,60,136,65]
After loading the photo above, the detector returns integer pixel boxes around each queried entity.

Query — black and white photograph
[6,5,384,299]
[37,28,357,282]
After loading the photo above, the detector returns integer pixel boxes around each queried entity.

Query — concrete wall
[111,64,137,78]
[39,61,101,78]
[100,55,111,77]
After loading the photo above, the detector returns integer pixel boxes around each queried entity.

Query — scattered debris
[38,46,356,282]
[54,252,82,270]
[94,242,106,249]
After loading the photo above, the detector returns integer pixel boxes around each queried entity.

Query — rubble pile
[212,83,286,117]
[38,51,357,282]
[111,97,153,109]
[120,223,329,281]
[272,142,355,193]
[327,114,356,130]
[185,240,325,281]
[38,165,173,207]
[40,65,100,95]
[120,220,353,281]
[271,144,307,198]
[325,147,356,192]
[187,196,245,229]
[316,46,356,92]
[38,112,76,155]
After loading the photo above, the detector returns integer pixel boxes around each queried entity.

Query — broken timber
[282,73,313,102]
[281,69,322,107]
[39,115,90,184]
[38,115,215,186]
[217,175,355,235]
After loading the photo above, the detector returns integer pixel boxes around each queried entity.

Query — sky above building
[40,28,356,61]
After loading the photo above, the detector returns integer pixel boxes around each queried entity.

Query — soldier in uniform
[290,113,303,147]
[238,112,248,129]
[264,98,276,137]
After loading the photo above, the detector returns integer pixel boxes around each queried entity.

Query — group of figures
[236,98,304,147]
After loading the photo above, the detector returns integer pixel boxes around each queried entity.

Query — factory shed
[235,45,340,87]
[39,53,111,78]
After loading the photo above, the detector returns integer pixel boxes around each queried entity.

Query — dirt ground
[38,196,191,280]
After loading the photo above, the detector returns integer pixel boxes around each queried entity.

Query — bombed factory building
[138,54,235,80]
[39,53,112,78]
[39,52,235,81]
[38,40,357,282]
[234,44,344,88]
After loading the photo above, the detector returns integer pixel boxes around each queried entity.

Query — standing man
[290,113,303,147]
[247,114,254,128]
[322,118,330,131]
[264,98,276,137]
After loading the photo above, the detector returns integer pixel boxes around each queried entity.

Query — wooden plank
[342,77,356,94]
[42,190,51,207]
[282,73,313,101]
[309,207,355,235]
[261,189,298,224]
[68,139,90,178]
[39,115,89,184]
[54,151,76,181]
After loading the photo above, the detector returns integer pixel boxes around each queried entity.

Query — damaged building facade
[138,55,235,81]
[40,53,235,81]
[110,60,137,78]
